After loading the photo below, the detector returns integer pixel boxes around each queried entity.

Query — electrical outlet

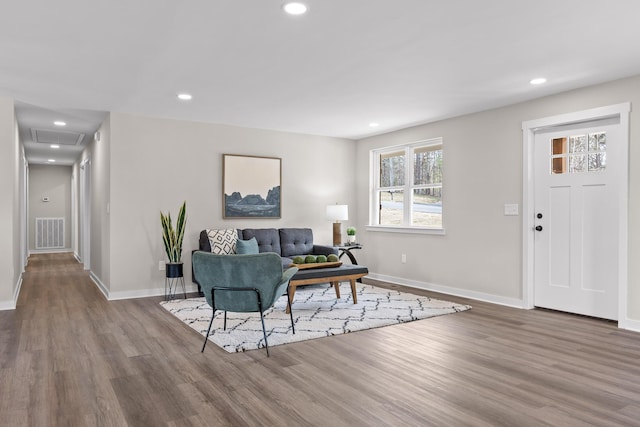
[401,254,407,264]
[159,261,165,271]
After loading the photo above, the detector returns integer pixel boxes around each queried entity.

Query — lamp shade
[326,204,348,222]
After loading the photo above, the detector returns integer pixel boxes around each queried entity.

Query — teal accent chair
[192,251,299,356]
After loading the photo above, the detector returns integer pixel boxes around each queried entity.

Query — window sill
[365,225,446,235]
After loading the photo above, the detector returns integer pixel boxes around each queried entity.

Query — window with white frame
[371,138,443,229]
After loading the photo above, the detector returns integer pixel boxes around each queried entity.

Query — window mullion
[404,147,412,226]
[371,151,380,225]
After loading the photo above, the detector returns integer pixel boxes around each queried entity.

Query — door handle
[535,225,543,231]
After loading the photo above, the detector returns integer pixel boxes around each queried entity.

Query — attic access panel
[30,128,85,146]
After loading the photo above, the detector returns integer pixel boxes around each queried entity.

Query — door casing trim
[521,102,630,328]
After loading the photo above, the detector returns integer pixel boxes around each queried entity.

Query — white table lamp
[326,204,348,245]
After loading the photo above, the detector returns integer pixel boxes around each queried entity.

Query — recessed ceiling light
[177,93,193,101]
[283,2,307,15]
[50,144,60,149]
[369,122,380,128]
[54,121,66,126]
[47,159,56,163]
[530,77,547,85]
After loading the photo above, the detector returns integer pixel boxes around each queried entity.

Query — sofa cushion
[236,237,259,255]
[206,229,238,254]
[281,257,294,269]
[280,228,314,257]
[240,228,282,256]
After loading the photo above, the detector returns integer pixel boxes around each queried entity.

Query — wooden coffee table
[286,264,369,313]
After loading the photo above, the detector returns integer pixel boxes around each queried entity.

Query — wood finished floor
[1,253,640,426]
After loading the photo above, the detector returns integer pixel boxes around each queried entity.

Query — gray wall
[0,96,21,308]
[28,164,72,251]
[356,74,640,323]
[78,115,111,291]
[88,112,356,298]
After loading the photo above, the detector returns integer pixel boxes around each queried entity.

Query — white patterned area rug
[160,283,471,353]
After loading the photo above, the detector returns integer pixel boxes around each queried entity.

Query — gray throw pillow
[236,237,259,254]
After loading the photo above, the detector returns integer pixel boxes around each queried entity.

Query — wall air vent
[35,217,65,249]
[30,128,85,146]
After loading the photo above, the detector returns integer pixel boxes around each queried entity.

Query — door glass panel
[588,132,606,151]
[550,132,606,174]
[551,137,567,174]
[552,157,567,174]
[570,135,587,153]
[588,153,606,171]
[552,138,567,155]
[569,155,587,173]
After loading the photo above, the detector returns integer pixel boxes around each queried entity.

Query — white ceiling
[4,0,640,165]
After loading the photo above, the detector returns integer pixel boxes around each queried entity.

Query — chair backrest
[192,251,285,313]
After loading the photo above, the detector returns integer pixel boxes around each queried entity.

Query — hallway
[0,253,198,426]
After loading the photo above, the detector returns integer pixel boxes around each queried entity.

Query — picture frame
[223,154,282,218]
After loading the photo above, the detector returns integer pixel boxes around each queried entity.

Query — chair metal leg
[202,309,216,352]
[255,290,270,356]
[202,289,218,352]
[202,286,274,356]
[259,309,269,357]
[287,287,295,334]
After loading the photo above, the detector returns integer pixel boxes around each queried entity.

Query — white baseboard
[0,275,23,311]
[0,300,15,310]
[368,273,640,333]
[108,283,200,301]
[619,317,640,333]
[30,248,73,254]
[13,274,22,306]
[89,271,109,299]
[366,272,526,309]
[89,271,199,301]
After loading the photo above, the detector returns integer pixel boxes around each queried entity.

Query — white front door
[533,118,622,320]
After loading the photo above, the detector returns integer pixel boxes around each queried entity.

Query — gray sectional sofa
[198,228,337,265]
[194,228,338,292]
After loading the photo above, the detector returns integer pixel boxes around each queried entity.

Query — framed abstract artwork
[223,154,281,218]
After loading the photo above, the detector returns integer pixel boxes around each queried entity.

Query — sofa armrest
[313,244,339,256]
[199,230,212,251]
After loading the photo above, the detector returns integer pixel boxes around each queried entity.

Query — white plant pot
[347,235,356,244]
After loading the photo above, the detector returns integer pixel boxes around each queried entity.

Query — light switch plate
[504,203,519,216]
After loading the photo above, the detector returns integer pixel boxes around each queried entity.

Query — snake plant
[160,201,186,263]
